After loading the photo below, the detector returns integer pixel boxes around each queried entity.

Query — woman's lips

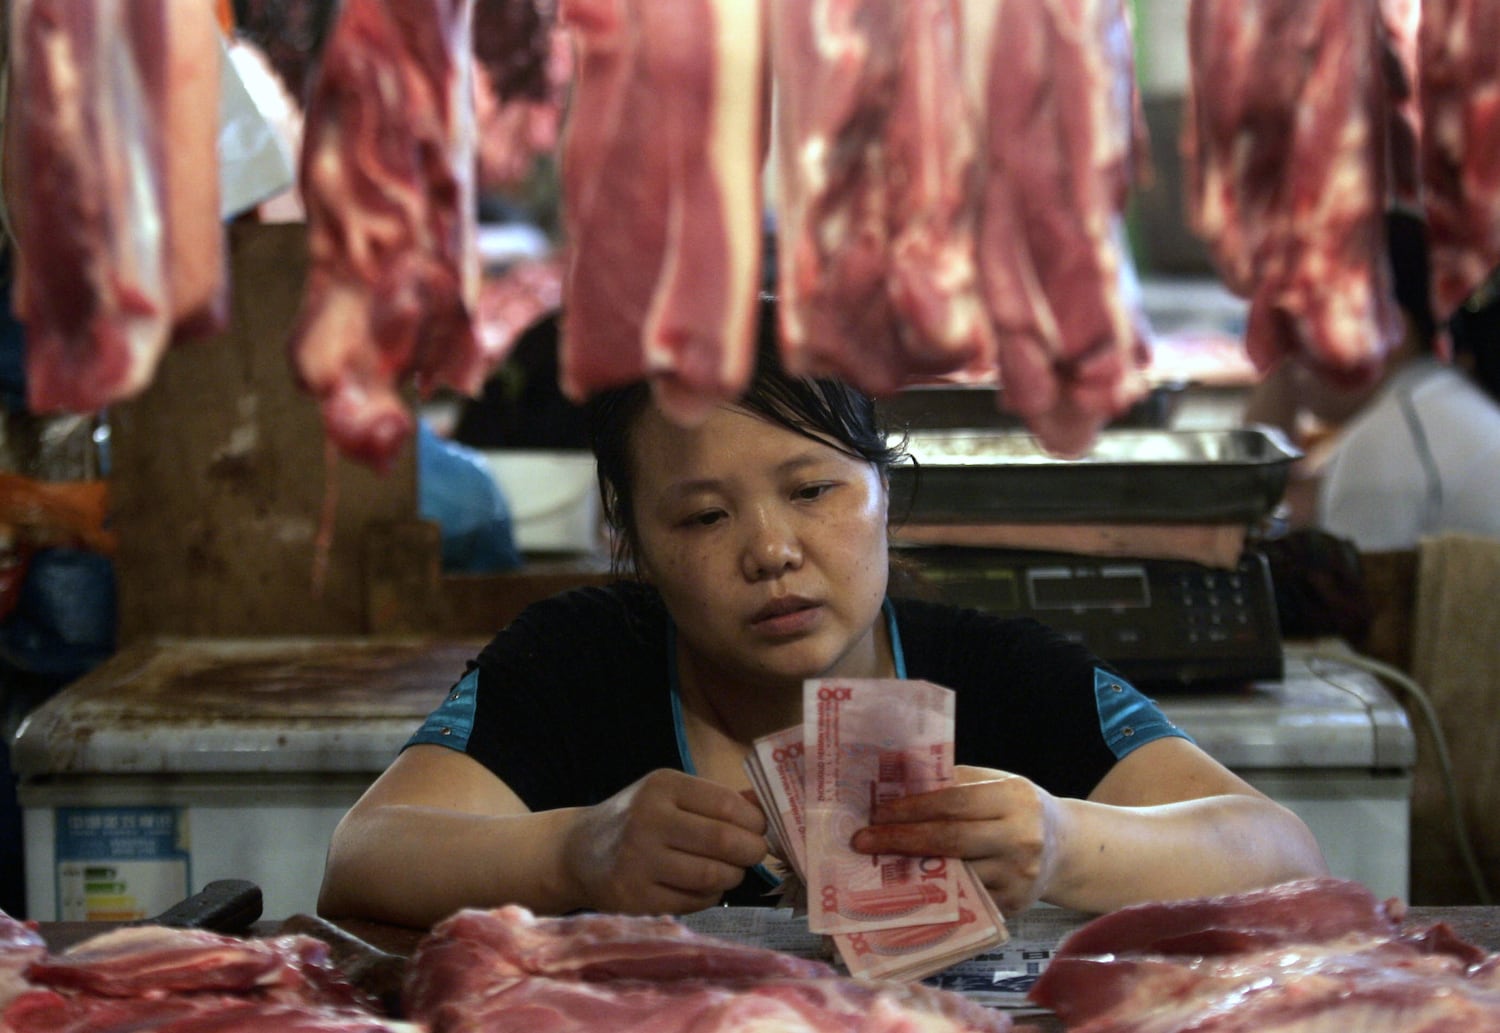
[751,597,821,636]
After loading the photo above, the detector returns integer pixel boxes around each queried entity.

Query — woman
[318,307,1327,929]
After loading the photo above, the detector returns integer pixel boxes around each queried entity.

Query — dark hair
[586,296,907,575]
[1387,208,1437,349]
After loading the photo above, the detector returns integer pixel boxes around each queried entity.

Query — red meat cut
[1182,0,1401,383]
[1029,877,1500,1032]
[6,0,225,414]
[404,905,1011,1033]
[289,0,484,470]
[557,0,765,427]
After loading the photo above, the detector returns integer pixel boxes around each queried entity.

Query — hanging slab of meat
[1183,0,1401,383]
[1420,0,1500,322]
[1029,877,1500,1031]
[5,0,226,415]
[769,0,992,398]
[557,0,764,426]
[290,0,483,470]
[969,0,1153,457]
[404,905,1011,1033]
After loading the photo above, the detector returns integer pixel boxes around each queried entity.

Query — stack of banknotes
[744,678,1009,980]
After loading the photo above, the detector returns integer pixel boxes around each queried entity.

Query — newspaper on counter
[743,678,1007,982]
[680,904,1092,1012]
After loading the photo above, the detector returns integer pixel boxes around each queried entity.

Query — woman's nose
[741,508,802,580]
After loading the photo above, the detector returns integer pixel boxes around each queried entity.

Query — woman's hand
[562,769,769,914]
[849,765,1068,915]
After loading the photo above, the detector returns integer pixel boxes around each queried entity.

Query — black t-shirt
[408,581,1187,904]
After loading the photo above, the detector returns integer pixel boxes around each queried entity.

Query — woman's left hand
[848,765,1068,915]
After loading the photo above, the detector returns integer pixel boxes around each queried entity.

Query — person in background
[450,312,589,452]
[1245,211,1500,551]
[319,299,1327,929]
[416,420,522,574]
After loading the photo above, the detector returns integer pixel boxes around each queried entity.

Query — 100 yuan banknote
[804,678,960,935]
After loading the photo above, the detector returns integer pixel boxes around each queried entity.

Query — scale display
[905,547,1284,689]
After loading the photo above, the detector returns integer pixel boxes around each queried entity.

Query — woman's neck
[673,614,895,746]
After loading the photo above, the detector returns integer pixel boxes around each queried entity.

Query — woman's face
[627,403,891,694]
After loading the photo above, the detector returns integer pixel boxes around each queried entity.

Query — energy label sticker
[55,806,191,921]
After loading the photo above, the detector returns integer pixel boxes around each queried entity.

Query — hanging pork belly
[555,0,765,426]
[5,0,226,415]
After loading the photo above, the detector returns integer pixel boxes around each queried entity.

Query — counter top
[31,906,1500,1033]
[10,637,483,777]
[13,640,1413,779]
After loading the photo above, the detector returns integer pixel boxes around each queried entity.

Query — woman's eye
[795,483,835,502]
[686,510,725,528]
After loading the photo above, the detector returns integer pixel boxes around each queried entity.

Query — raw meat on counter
[3,993,403,1033]
[289,0,484,471]
[557,0,765,426]
[404,905,1012,1033]
[1182,0,1402,383]
[0,914,44,1008]
[1029,877,1500,1031]
[5,0,226,415]
[1,922,406,1033]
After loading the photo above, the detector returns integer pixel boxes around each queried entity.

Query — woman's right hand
[562,769,769,914]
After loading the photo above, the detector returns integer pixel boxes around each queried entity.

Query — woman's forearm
[1043,794,1330,914]
[318,804,587,927]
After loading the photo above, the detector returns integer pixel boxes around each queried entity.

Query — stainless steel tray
[876,382,1185,431]
[889,426,1301,525]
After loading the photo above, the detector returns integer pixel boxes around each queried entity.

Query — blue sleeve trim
[1093,668,1192,759]
[405,668,480,752]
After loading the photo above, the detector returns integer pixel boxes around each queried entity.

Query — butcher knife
[277,913,407,1015]
[134,879,264,934]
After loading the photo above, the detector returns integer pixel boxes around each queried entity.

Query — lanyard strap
[669,598,906,774]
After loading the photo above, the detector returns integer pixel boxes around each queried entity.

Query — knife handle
[149,879,263,933]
